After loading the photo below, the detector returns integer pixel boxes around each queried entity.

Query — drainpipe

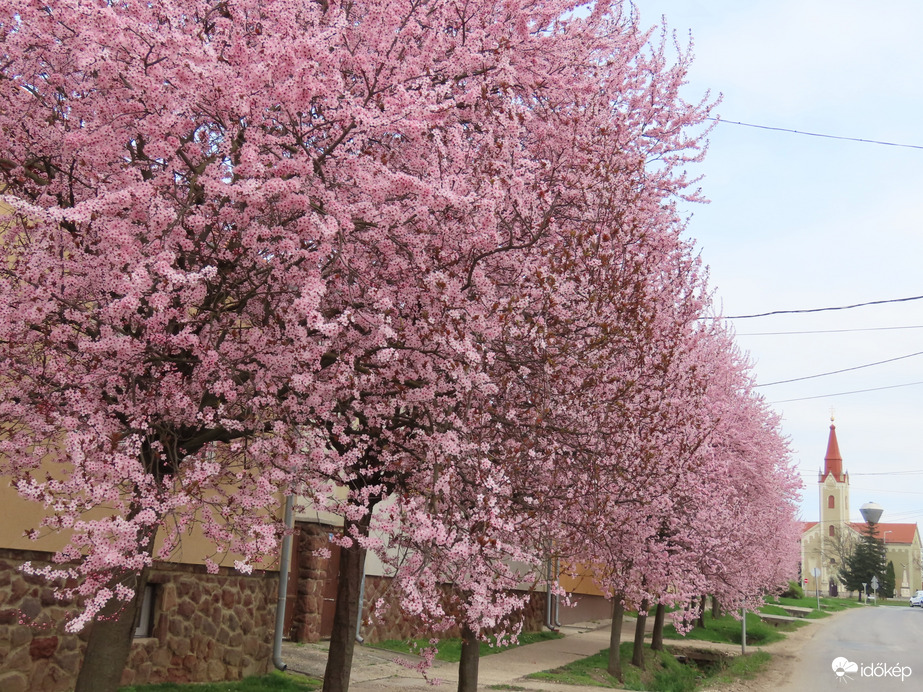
[553,578,561,629]
[273,495,295,671]
[544,554,559,631]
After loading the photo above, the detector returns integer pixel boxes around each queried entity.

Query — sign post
[812,567,821,610]
[741,607,746,655]
[871,575,880,605]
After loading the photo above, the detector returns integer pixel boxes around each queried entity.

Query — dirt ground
[699,617,820,692]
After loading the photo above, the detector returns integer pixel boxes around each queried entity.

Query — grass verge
[527,641,771,691]
[370,629,564,662]
[773,595,860,612]
[119,671,321,692]
[660,611,794,646]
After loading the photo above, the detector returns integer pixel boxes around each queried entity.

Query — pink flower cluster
[0,0,799,682]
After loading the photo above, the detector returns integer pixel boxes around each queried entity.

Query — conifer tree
[883,561,896,599]
[839,521,887,599]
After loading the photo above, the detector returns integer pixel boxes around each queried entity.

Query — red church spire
[823,422,844,481]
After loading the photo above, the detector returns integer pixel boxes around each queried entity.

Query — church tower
[819,421,849,529]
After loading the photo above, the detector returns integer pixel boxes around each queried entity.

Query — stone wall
[288,521,335,643]
[0,549,277,691]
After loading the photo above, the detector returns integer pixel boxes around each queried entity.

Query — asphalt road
[774,605,923,691]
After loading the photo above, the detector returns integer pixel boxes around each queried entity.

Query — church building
[800,422,922,598]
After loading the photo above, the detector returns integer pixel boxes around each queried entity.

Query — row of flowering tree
[0,1,801,691]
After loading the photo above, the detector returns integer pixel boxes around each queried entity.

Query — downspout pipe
[550,554,561,629]
[544,554,559,632]
[273,495,295,671]
[553,579,561,629]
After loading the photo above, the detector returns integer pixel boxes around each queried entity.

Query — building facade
[800,423,922,598]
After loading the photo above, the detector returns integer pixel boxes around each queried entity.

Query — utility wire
[739,325,923,336]
[711,118,923,150]
[850,470,923,476]
[848,486,923,496]
[802,470,923,478]
[772,381,923,404]
[756,350,923,387]
[797,470,923,477]
[725,294,923,319]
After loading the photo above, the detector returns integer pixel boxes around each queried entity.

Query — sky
[634,0,923,526]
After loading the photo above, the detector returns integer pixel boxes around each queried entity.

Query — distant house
[800,423,922,598]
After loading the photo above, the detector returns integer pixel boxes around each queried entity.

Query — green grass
[528,645,622,687]
[774,595,859,612]
[707,651,772,688]
[875,597,911,607]
[527,641,771,691]
[660,611,791,646]
[119,671,321,692]
[757,603,790,617]
[370,629,564,662]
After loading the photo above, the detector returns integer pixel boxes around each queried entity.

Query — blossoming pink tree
[0,1,780,692]
[562,317,801,678]
[258,2,716,691]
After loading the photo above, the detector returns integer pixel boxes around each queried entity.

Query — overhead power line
[849,470,923,477]
[848,485,923,496]
[739,325,923,336]
[756,350,923,387]
[797,470,923,478]
[725,294,923,320]
[711,118,923,150]
[772,380,923,404]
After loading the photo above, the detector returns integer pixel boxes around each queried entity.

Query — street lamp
[884,530,892,544]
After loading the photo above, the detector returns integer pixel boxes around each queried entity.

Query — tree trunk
[457,623,480,692]
[323,513,370,692]
[711,595,721,618]
[74,565,151,692]
[651,602,665,651]
[631,598,648,668]
[606,596,624,681]
[74,515,157,692]
[697,594,706,628]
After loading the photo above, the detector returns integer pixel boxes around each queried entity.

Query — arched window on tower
[828,495,835,509]
[829,525,836,537]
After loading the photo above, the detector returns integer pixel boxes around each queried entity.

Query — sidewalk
[279,615,774,691]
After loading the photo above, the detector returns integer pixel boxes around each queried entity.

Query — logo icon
[832,657,858,683]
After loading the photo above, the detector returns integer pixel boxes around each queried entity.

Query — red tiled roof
[800,521,918,544]
[850,522,918,544]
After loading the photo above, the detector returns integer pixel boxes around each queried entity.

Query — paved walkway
[278,615,793,691]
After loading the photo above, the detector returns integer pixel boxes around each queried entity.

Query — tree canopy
[0,1,801,690]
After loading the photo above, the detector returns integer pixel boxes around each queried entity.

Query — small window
[829,525,836,537]
[828,495,835,509]
[134,583,157,638]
